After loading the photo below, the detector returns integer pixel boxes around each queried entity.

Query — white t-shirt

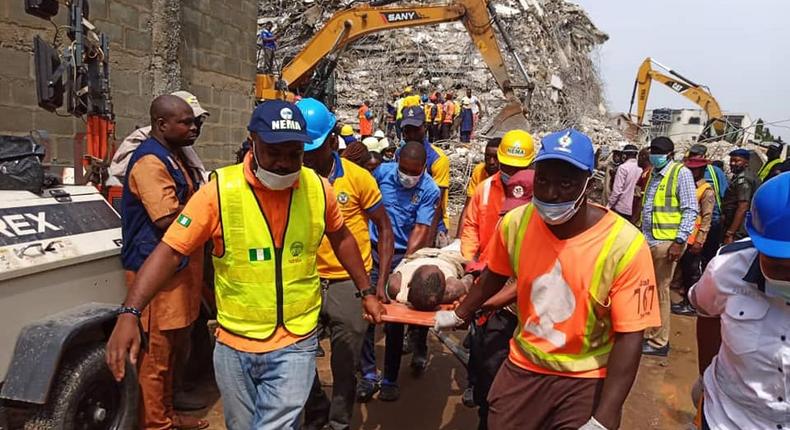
[461,95,480,115]
[392,249,465,304]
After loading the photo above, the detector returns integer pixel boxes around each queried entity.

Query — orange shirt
[466,163,490,197]
[127,153,203,331]
[358,105,373,136]
[163,152,344,353]
[460,172,504,261]
[486,207,660,378]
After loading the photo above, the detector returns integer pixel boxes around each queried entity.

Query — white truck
[0,185,137,429]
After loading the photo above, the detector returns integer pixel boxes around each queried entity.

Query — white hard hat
[373,130,386,139]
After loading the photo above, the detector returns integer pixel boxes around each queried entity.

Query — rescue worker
[460,130,535,268]
[400,105,451,244]
[686,144,728,270]
[357,141,441,403]
[441,93,455,140]
[257,21,277,73]
[670,154,715,316]
[358,100,373,139]
[339,124,357,147]
[436,129,660,430]
[297,98,395,430]
[423,94,438,142]
[607,144,641,220]
[641,136,698,356]
[119,95,207,430]
[432,92,445,141]
[456,138,501,238]
[466,168,535,430]
[722,148,759,245]
[690,172,790,430]
[108,90,209,186]
[106,100,384,430]
[459,99,474,143]
[756,141,783,181]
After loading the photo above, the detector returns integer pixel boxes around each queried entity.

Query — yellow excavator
[629,57,742,143]
[255,0,534,135]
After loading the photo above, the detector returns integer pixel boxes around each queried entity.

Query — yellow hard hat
[340,124,354,136]
[498,129,536,167]
[403,86,413,94]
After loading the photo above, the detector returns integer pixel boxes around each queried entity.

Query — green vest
[705,165,722,210]
[644,162,683,240]
[758,158,781,181]
[213,163,326,340]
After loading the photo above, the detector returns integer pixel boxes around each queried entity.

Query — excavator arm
[256,0,523,105]
[629,57,726,138]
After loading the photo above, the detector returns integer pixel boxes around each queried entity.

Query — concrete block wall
[0,0,256,172]
[182,0,257,169]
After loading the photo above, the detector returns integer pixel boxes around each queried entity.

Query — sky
[573,0,790,140]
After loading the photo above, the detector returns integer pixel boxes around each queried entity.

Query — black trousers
[467,310,518,430]
[701,221,722,272]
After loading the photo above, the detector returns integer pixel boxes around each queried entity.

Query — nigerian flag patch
[177,214,191,227]
[249,248,272,262]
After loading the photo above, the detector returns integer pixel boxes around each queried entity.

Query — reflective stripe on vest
[705,165,722,210]
[212,164,326,340]
[645,162,682,240]
[758,158,781,181]
[501,204,645,373]
[688,182,713,245]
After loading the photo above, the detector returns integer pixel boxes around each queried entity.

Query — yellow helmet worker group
[498,129,536,167]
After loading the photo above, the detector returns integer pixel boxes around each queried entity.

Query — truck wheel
[24,343,138,430]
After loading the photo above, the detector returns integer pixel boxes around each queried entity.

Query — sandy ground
[189,314,700,430]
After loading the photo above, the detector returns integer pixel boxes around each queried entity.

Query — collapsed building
[258,0,624,213]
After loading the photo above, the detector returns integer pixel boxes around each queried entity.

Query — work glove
[433,310,465,331]
[578,417,608,430]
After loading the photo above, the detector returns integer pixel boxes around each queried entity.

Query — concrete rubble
[258,0,627,214]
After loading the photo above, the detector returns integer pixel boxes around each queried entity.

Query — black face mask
[731,165,746,174]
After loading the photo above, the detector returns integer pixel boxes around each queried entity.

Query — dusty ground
[188,314,699,430]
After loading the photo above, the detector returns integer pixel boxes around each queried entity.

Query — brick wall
[0,0,255,172]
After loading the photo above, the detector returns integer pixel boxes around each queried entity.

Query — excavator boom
[629,57,729,141]
[256,0,531,135]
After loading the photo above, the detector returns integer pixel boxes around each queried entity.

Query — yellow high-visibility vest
[758,158,781,181]
[643,162,683,240]
[500,204,645,373]
[213,163,325,339]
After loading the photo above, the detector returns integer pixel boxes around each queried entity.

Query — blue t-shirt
[369,162,440,251]
[258,30,276,49]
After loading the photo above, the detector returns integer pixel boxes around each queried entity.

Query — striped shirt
[641,162,699,246]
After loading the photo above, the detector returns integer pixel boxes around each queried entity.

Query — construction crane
[255,0,535,136]
[629,57,742,144]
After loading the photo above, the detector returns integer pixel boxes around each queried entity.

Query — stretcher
[380,302,455,326]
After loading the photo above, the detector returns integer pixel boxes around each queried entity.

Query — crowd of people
[104,89,789,430]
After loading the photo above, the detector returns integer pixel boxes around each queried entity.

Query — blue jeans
[213,334,318,430]
[360,248,409,386]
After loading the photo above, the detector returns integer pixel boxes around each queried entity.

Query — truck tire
[23,343,138,430]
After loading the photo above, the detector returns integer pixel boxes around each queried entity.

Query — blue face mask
[532,177,590,225]
[500,172,511,185]
[649,154,670,169]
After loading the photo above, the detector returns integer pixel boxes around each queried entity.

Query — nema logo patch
[177,214,191,227]
[290,241,304,257]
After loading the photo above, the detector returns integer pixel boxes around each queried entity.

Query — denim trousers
[213,334,318,430]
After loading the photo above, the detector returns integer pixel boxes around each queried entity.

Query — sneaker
[356,379,379,403]
[462,387,476,408]
[671,302,697,316]
[410,355,428,376]
[378,384,400,402]
[642,342,670,357]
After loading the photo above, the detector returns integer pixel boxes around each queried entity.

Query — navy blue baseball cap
[247,100,311,144]
[535,129,595,173]
[401,106,426,128]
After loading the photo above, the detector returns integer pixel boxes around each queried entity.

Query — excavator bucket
[478,101,530,138]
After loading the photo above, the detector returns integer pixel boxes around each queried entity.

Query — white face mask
[532,177,590,225]
[253,142,300,190]
[398,168,422,189]
[761,261,790,301]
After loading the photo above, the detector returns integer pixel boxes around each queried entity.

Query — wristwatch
[116,305,143,318]
[355,286,377,299]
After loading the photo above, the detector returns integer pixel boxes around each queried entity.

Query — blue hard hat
[746,172,790,258]
[535,129,595,174]
[296,98,337,152]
